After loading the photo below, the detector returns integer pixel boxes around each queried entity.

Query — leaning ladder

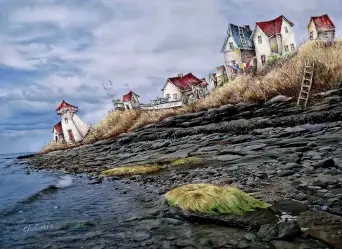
[297,61,315,108]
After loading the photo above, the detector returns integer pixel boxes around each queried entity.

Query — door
[68,130,74,142]
[261,55,266,65]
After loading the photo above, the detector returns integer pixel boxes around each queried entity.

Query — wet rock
[213,154,242,162]
[278,170,295,177]
[271,200,308,216]
[175,239,193,247]
[313,158,336,169]
[297,211,342,249]
[284,163,301,170]
[257,221,302,241]
[132,231,150,242]
[244,233,256,241]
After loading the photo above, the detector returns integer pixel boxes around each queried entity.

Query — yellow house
[307,14,335,41]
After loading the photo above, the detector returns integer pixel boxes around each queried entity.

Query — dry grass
[41,39,342,153]
[170,157,202,166]
[100,165,161,177]
[165,183,270,215]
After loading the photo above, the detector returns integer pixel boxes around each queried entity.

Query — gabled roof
[122,91,140,102]
[251,15,294,38]
[221,23,254,52]
[52,121,63,134]
[165,73,203,92]
[200,79,208,88]
[309,14,335,32]
[56,100,78,111]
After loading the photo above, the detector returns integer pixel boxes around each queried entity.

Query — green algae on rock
[101,165,161,177]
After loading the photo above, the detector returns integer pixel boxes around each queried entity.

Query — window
[258,36,262,44]
[310,31,313,40]
[165,93,170,99]
[323,32,328,38]
[173,93,178,100]
[285,26,288,33]
[290,44,295,51]
[261,55,266,65]
[284,45,289,52]
[229,42,234,49]
[64,118,68,124]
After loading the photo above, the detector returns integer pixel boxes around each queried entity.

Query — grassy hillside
[41,39,342,153]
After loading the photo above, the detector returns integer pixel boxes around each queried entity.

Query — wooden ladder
[297,61,315,108]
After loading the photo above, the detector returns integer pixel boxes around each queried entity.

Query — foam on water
[55,175,73,188]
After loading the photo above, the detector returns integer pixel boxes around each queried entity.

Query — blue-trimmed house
[221,23,256,76]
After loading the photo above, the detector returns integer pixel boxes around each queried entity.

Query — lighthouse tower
[54,100,90,144]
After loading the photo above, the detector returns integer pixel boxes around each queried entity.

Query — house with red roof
[162,73,208,104]
[308,14,335,41]
[121,91,140,110]
[52,100,90,144]
[250,15,297,70]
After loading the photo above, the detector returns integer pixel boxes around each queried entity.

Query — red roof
[200,79,208,88]
[53,121,63,134]
[56,100,78,111]
[310,14,335,32]
[167,73,203,92]
[122,91,139,102]
[256,15,294,37]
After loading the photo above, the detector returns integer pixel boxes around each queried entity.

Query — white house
[122,91,140,110]
[53,100,90,144]
[221,23,255,76]
[250,15,297,70]
[307,14,335,41]
[52,121,64,143]
[208,73,218,92]
[162,73,208,104]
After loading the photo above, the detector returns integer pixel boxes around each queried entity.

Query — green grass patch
[101,165,161,177]
[165,183,270,216]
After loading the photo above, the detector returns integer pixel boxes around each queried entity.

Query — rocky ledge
[18,87,342,249]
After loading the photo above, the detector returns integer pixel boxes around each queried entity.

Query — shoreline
[17,89,342,248]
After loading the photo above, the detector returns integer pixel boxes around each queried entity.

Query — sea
[0,153,248,249]
[0,152,155,249]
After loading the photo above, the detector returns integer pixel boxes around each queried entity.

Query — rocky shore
[18,87,342,249]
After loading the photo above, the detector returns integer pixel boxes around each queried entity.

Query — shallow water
[0,153,255,249]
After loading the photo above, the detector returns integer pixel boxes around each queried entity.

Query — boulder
[313,158,336,169]
[297,211,342,249]
[270,200,308,216]
[257,220,302,241]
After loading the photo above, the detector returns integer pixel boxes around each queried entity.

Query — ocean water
[0,153,250,249]
[0,153,142,248]
[0,153,57,211]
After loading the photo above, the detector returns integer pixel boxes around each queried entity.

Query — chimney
[243,25,250,31]
[178,73,183,77]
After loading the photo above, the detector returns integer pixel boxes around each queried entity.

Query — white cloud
[9,5,102,28]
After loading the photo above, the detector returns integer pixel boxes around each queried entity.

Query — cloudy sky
[0,0,341,154]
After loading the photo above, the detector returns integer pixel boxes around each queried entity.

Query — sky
[0,0,341,154]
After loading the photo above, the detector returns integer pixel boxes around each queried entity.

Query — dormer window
[258,36,262,44]
[229,42,234,49]
[285,26,288,33]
